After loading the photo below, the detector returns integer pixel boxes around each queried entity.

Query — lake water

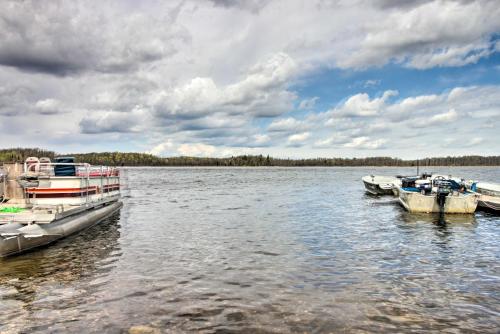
[1,167,499,333]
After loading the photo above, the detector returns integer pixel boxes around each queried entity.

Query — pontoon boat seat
[25,157,40,173]
[53,157,76,176]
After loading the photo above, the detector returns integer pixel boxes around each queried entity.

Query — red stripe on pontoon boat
[26,186,98,193]
[27,191,99,198]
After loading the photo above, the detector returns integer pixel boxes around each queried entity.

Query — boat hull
[0,201,122,257]
[398,190,478,214]
[477,194,500,212]
[362,176,399,196]
[363,180,394,195]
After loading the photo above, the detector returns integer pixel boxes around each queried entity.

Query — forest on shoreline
[0,148,499,167]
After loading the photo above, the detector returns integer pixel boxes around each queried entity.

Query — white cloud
[330,90,398,117]
[466,137,484,147]
[364,79,380,88]
[408,43,494,69]
[297,85,499,154]
[79,108,146,134]
[148,140,175,156]
[268,117,302,132]
[35,98,65,115]
[340,0,500,69]
[410,109,459,128]
[344,137,387,149]
[430,109,458,123]
[287,132,310,146]
[152,52,297,119]
[177,143,217,156]
[298,97,319,110]
[313,134,350,148]
[253,134,270,145]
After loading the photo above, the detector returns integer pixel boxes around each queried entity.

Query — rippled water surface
[1,167,499,333]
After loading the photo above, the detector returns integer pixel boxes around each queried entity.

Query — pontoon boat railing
[22,162,119,205]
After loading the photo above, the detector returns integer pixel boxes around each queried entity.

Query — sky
[0,0,499,159]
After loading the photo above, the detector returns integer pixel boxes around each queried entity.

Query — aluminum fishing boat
[398,175,478,214]
[0,157,122,257]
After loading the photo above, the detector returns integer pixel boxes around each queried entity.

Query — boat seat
[39,157,53,175]
[25,157,40,173]
[54,157,76,176]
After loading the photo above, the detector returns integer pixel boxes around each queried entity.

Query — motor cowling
[435,180,452,213]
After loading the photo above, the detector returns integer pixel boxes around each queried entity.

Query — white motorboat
[398,175,478,214]
[362,175,400,195]
[468,182,500,213]
[0,156,122,257]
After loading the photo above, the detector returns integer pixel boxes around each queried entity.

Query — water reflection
[0,212,121,330]
[397,208,478,226]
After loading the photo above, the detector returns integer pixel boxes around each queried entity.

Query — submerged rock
[128,325,161,334]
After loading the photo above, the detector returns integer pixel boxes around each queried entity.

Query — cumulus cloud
[329,90,398,117]
[313,134,350,148]
[344,137,387,149]
[410,109,459,128]
[340,0,500,69]
[148,140,175,156]
[35,99,66,115]
[295,85,500,152]
[79,108,146,134]
[253,134,271,146]
[287,132,310,146]
[177,143,217,157]
[152,52,297,119]
[268,117,302,132]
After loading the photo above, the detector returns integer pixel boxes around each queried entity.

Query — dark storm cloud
[208,0,271,12]
[0,52,85,76]
[0,1,183,76]
[372,0,477,10]
[372,0,434,9]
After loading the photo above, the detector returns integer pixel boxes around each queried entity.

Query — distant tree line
[1,148,499,166]
[0,148,55,163]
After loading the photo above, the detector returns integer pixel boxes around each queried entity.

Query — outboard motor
[435,180,452,214]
